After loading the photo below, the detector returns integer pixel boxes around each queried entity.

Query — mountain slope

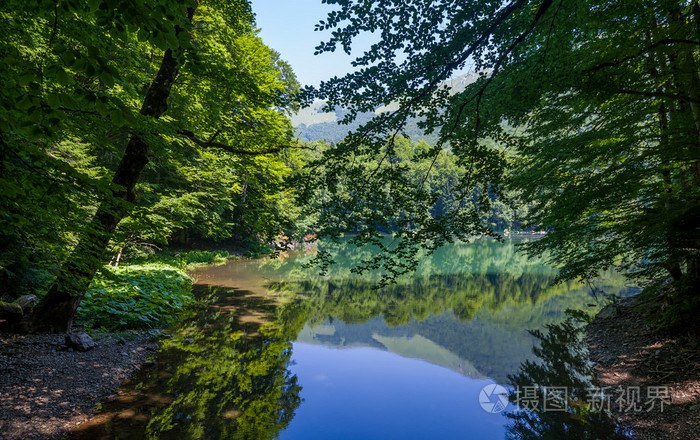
[294,72,481,144]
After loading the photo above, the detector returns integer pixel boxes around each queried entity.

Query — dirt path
[0,332,158,439]
[587,297,700,440]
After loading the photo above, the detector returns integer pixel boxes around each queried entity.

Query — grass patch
[128,249,244,270]
[77,264,195,330]
[76,248,270,331]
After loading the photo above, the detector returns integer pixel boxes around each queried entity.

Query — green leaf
[137,28,149,42]
[46,93,61,109]
[55,69,72,86]
[95,100,108,115]
[87,46,100,58]
[17,72,37,86]
[100,71,114,88]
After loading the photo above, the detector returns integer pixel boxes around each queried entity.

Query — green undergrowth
[128,249,241,270]
[77,263,195,330]
[76,249,272,331]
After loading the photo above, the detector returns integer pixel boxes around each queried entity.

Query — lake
[70,238,636,439]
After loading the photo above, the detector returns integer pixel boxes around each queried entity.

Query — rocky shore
[0,331,158,439]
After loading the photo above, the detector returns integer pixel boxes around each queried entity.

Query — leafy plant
[300,0,700,328]
[77,264,194,330]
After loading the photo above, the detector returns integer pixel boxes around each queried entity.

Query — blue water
[280,344,508,440]
[72,239,633,439]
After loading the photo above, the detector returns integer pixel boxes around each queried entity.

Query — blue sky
[250,0,374,87]
[250,1,473,88]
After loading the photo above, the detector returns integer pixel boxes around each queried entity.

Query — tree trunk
[29,11,193,332]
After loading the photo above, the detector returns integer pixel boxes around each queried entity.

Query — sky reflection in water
[281,343,505,440]
[71,238,635,439]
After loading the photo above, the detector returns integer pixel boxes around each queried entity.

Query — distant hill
[293,72,481,144]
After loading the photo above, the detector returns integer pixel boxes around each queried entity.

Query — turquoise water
[71,238,635,439]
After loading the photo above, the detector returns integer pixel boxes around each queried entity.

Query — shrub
[77,264,194,330]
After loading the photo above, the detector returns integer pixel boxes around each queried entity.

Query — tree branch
[450,0,554,145]
[585,38,700,74]
[616,89,700,103]
[345,0,532,147]
[177,130,310,155]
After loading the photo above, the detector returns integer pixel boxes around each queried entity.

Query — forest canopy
[1,0,699,332]
[0,0,303,331]
[299,0,700,328]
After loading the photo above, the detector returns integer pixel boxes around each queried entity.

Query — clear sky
[250,0,373,87]
[250,1,471,88]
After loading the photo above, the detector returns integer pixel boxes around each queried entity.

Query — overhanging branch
[616,89,700,103]
[585,38,700,74]
[177,130,310,155]
[348,0,532,146]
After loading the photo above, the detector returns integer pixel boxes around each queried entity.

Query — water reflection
[505,313,630,440]
[69,285,303,440]
[71,239,636,439]
[269,273,631,383]
[280,344,505,440]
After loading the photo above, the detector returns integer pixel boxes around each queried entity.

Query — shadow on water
[68,284,303,440]
[504,311,631,440]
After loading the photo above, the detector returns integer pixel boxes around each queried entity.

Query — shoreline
[0,331,159,439]
[586,297,700,440]
[0,249,263,440]
[2,257,696,439]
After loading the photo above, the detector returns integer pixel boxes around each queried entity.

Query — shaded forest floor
[587,297,700,440]
[0,331,158,439]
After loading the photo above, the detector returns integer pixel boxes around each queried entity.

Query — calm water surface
[70,239,636,439]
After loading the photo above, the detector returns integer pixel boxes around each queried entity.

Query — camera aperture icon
[479,383,509,413]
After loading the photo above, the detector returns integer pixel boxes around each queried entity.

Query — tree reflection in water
[505,312,630,440]
[70,239,637,439]
[69,285,302,440]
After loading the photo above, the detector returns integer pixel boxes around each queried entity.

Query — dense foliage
[0,0,302,330]
[2,0,698,333]
[296,137,530,242]
[78,264,194,329]
[303,0,700,327]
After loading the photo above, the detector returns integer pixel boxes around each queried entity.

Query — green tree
[1,0,300,331]
[304,0,700,327]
